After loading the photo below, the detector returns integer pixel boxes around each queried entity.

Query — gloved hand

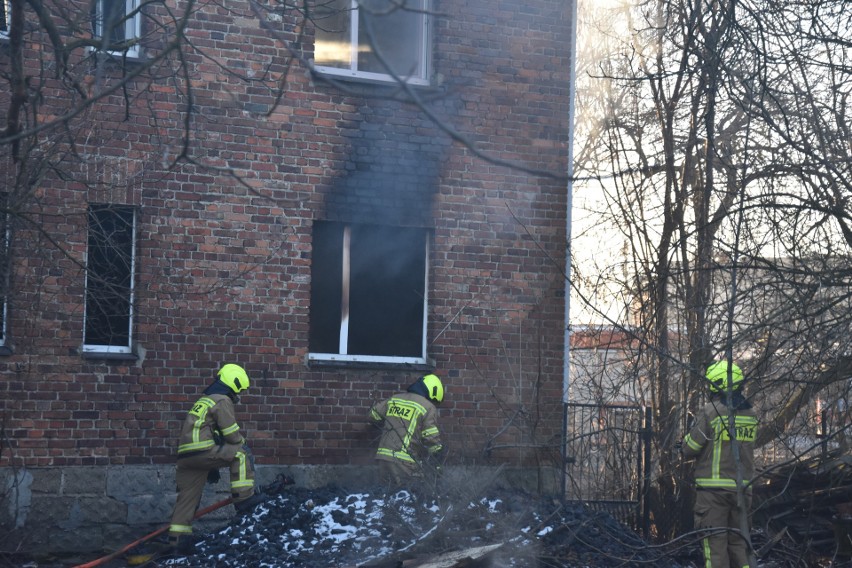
[207,469,221,485]
[213,430,224,446]
[433,446,448,464]
[674,441,683,454]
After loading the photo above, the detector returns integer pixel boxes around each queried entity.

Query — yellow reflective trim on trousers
[178,439,215,454]
[702,537,712,568]
[377,447,415,463]
[170,524,193,535]
[230,451,255,490]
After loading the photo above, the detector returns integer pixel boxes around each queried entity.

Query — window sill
[80,349,139,362]
[307,353,435,373]
[313,66,436,91]
[87,46,145,64]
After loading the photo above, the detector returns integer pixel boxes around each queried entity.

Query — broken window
[92,0,141,57]
[314,0,430,85]
[309,221,429,365]
[83,204,136,355]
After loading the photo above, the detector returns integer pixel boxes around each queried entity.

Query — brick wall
[0,0,572,508]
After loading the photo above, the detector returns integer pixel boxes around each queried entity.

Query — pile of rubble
[158,485,683,568]
[754,447,852,565]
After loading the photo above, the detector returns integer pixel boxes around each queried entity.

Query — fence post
[642,406,652,539]
[561,402,568,502]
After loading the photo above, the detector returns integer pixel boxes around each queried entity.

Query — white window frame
[1,0,11,39]
[0,206,8,349]
[83,204,136,355]
[308,221,430,366]
[93,0,142,58]
[314,0,431,86]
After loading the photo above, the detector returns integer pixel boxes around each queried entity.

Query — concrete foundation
[0,464,560,558]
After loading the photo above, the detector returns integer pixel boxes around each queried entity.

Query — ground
[3,483,825,567]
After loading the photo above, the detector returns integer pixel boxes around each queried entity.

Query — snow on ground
[159,485,682,567]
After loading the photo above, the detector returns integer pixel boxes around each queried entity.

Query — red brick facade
[0,0,572,474]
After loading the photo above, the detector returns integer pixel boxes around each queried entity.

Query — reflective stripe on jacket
[369,392,442,466]
[177,393,244,456]
[683,398,758,491]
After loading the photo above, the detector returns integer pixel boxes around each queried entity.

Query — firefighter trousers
[694,489,752,568]
[169,443,255,538]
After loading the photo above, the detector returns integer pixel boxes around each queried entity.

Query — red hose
[71,496,234,568]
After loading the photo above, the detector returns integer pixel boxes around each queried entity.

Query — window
[92,0,141,57]
[83,205,136,355]
[0,199,8,351]
[1,0,10,38]
[314,0,430,85]
[309,221,429,365]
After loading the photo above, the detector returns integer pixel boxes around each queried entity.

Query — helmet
[705,360,744,393]
[218,363,250,394]
[421,373,444,404]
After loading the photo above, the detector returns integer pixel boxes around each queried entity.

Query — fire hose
[71,473,294,568]
[70,496,234,568]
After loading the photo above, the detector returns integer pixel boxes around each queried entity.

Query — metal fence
[562,403,652,537]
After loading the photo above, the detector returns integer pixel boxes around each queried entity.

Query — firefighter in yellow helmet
[681,360,759,568]
[167,364,264,552]
[369,374,445,492]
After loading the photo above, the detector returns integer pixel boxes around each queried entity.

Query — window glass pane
[348,224,425,357]
[102,0,128,45]
[314,0,353,70]
[85,205,134,348]
[308,221,344,353]
[358,0,424,77]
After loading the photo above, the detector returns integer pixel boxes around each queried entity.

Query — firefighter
[682,360,759,568]
[369,374,445,492]
[166,363,264,552]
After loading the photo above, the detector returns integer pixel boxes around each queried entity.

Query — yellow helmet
[705,360,743,393]
[421,373,444,404]
[218,363,250,394]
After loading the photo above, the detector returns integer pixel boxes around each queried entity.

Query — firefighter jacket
[177,393,245,457]
[369,392,442,470]
[683,393,758,492]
